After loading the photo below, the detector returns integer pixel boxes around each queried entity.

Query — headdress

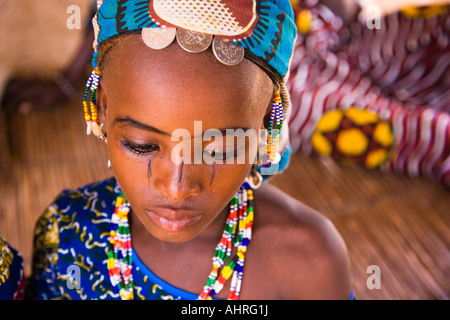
[92,0,297,78]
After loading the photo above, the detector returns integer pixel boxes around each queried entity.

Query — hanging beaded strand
[82,68,101,136]
[199,180,254,300]
[267,91,284,164]
[228,184,253,300]
[107,191,134,300]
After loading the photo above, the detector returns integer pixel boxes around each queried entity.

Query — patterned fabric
[29,177,205,300]
[288,0,450,185]
[311,107,394,169]
[0,235,25,300]
[92,0,297,78]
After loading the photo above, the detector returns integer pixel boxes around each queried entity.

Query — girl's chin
[148,227,204,243]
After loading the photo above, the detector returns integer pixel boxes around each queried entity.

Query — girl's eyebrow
[113,116,252,137]
[113,116,171,136]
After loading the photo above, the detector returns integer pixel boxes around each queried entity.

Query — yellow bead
[107,257,115,269]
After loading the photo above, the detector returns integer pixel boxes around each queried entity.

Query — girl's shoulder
[251,182,352,299]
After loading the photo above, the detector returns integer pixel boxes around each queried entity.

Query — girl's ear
[97,78,108,126]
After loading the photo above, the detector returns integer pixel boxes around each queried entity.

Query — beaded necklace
[267,91,284,164]
[107,192,134,300]
[107,181,254,300]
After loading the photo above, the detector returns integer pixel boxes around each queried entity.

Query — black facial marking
[209,163,215,186]
[178,161,184,184]
[147,159,152,182]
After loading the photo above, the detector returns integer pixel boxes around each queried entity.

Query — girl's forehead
[103,35,273,115]
[105,34,265,83]
[102,36,273,132]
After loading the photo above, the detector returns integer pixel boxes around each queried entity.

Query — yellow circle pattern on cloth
[312,107,394,169]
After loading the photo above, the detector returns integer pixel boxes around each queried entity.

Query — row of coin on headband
[142,27,245,66]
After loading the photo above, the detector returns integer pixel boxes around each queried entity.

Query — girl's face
[99,35,273,242]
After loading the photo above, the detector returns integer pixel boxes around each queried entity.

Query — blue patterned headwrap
[92,0,297,79]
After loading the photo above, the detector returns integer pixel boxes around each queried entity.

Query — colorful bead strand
[267,91,284,163]
[107,191,134,300]
[199,181,254,300]
[82,68,101,135]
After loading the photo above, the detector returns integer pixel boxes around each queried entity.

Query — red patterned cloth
[287,0,450,185]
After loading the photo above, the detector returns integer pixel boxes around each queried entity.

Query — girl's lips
[146,209,202,232]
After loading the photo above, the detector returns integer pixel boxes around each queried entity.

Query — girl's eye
[122,140,159,155]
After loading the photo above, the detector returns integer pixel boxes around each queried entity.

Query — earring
[248,167,263,189]
[96,123,107,143]
[266,91,284,165]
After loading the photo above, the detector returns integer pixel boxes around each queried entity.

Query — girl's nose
[152,160,202,201]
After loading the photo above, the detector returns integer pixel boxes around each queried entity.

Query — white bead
[271,152,281,165]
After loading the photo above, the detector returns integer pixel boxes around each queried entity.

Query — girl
[29,0,352,300]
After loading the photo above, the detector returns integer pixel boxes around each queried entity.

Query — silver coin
[176,29,213,53]
[141,27,176,50]
[212,37,244,66]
